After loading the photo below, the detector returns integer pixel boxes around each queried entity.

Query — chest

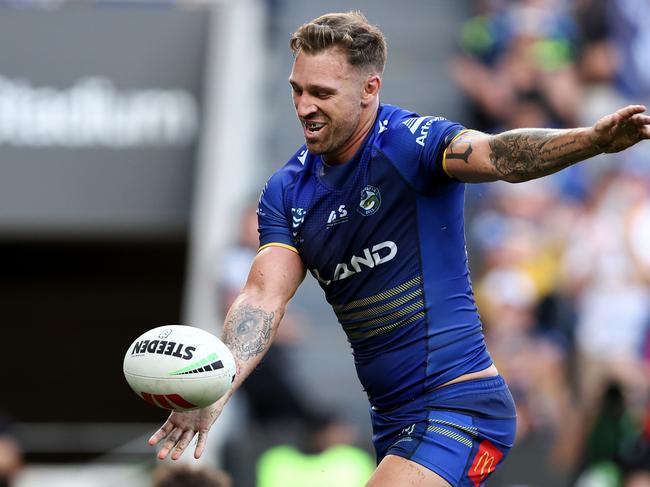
[289,155,417,283]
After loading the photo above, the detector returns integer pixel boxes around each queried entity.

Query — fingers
[148,420,174,446]
[630,114,650,126]
[194,431,208,459]
[617,104,647,120]
[170,429,197,461]
[595,106,649,142]
[157,428,183,460]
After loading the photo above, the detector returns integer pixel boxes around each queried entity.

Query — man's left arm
[443,105,650,183]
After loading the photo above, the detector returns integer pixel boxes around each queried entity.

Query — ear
[361,74,381,107]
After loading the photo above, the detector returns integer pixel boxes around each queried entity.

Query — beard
[304,111,360,159]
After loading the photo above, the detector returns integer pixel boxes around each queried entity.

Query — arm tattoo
[446,132,473,164]
[222,304,274,362]
[488,129,597,182]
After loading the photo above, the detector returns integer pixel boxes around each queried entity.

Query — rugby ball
[123,325,236,411]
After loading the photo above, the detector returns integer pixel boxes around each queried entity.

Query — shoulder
[267,146,310,188]
[374,104,464,154]
[371,105,465,190]
[260,146,311,201]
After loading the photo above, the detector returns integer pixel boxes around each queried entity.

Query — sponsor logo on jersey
[312,240,397,285]
[297,149,308,164]
[415,118,434,147]
[401,424,416,435]
[327,204,348,227]
[131,340,196,360]
[403,116,448,147]
[402,116,428,134]
[377,119,388,134]
[291,207,306,238]
[358,185,381,216]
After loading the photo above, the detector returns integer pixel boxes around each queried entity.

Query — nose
[294,93,317,119]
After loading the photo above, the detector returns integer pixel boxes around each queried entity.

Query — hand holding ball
[123,325,236,411]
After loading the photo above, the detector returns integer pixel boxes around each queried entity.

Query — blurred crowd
[454,0,650,485]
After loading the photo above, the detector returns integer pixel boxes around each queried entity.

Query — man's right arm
[220,245,306,404]
[149,245,305,460]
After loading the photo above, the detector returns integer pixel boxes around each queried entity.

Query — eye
[316,92,332,100]
[236,320,253,335]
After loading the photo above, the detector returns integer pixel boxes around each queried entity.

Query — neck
[323,100,379,165]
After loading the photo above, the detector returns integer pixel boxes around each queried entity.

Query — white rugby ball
[123,325,236,411]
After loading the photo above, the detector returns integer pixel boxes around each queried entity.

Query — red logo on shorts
[468,440,503,486]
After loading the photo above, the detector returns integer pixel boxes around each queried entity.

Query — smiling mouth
[303,120,326,133]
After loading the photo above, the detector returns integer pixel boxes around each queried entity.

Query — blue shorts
[370,376,517,486]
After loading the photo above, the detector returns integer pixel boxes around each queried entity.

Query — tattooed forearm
[222,304,275,362]
[488,129,599,182]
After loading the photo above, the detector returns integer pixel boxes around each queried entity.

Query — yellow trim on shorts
[258,242,298,254]
[442,129,471,179]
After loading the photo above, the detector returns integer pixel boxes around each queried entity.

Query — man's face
[289,48,366,160]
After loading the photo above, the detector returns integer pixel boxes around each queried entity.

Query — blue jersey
[257,104,492,410]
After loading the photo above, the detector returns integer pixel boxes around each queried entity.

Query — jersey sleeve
[422,120,467,180]
[257,172,297,253]
[378,112,466,193]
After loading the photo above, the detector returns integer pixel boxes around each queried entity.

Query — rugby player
[149,11,650,486]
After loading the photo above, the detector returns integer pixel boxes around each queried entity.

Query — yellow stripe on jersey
[336,289,423,322]
[332,276,422,313]
[343,301,424,331]
[347,311,425,340]
[258,242,298,254]
[442,129,471,179]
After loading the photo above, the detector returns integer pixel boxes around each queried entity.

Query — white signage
[0,76,199,148]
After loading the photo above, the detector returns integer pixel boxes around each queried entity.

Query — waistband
[428,375,508,400]
[371,375,509,415]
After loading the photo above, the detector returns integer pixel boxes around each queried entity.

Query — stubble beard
[308,113,361,160]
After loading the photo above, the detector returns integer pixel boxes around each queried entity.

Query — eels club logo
[358,185,381,216]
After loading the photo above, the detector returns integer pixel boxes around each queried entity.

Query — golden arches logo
[473,451,495,477]
[468,440,503,487]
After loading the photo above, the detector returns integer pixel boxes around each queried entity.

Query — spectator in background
[573,382,650,487]
[560,168,650,472]
[152,464,231,487]
[606,0,650,103]
[452,0,582,133]
[471,178,579,348]
[478,264,572,442]
[575,0,650,148]
[572,0,616,87]
[562,169,650,415]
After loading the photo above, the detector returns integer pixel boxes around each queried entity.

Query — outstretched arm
[149,246,306,460]
[444,105,650,183]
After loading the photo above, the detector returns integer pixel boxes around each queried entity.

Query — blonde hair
[290,11,387,74]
